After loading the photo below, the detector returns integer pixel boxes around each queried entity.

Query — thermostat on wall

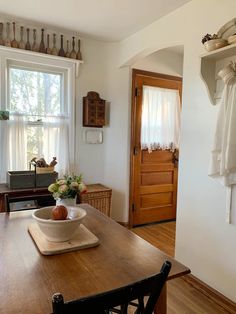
[84,130,103,144]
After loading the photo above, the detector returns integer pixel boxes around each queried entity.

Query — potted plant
[48,174,87,206]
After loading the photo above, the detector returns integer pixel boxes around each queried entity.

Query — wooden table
[0,204,190,314]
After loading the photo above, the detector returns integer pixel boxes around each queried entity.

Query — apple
[52,205,68,220]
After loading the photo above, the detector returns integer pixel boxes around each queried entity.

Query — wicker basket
[80,184,112,217]
[36,166,54,174]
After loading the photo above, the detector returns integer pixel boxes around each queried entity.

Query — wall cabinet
[83,91,106,127]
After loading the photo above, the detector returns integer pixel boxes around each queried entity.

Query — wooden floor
[132,221,236,314]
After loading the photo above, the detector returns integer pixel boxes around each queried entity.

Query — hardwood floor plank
[131,221,236,313]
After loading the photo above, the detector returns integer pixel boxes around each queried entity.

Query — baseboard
[116,221,129,228]
[182,274,236,312]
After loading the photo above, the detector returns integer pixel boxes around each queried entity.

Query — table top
[0,204,190,314]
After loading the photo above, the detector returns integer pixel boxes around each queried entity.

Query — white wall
[117,0,236,302]
[75,39,130,222]
[75,38,108,183]
[132,48,183,77]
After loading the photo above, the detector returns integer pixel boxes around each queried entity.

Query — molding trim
[183,274,236,311]
[132,68,182,82]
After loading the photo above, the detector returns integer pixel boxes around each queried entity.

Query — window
[141,85,181,152]
[0,49,76,182]
[8,66,64,163]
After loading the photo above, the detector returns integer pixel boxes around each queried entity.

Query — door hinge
[133,146,138,155]
[135,87,141,97]
[132,203,135,211]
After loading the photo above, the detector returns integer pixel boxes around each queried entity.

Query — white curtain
[43,117,70,177]
[3,115,70,179]
[8,115,27,171]
[141,85,181,152]
[0,121,9,182]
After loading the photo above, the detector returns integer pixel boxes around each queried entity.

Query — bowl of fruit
[32,205,86,242]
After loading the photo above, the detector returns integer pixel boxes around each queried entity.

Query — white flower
[58,184,68,193]
[57,179,66,185]
[70,181,79,190]
[48,183,57,192]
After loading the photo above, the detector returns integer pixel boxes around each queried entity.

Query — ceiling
[0,0,191,42]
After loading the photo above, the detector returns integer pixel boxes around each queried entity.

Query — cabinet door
[96,101,105,126]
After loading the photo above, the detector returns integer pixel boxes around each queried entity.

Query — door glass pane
[141,85,181,152]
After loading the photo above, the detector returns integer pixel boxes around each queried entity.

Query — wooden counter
[0,183,112,216]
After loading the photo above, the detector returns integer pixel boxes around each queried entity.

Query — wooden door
[130,69,182,226]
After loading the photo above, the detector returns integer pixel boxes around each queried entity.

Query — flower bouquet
[48,174,87,201]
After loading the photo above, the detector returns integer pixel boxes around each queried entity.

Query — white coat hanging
[209,63,236,223]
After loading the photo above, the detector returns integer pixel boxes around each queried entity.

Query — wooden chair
[52,261,171,314]
[4,193,55,212]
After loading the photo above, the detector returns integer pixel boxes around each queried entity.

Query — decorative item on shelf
[51,33,58,55]
[30,156,57,174]
[202,33,228,52]
[70,36,77,59]
[0,22,83,62]
[39,28,46,53]
[58,34,65,57]
[32,29,38,52]
[76,39,82,60]
[200,17,236,106]
[0,23,4,45]
[218,17,236,42]
[11,22,18,48]
[48,174,87,206]
[18,26,25,49]
[46,34,51,54]
[65,40,70,58]
[25,28,31,50]
[5,22,11,47]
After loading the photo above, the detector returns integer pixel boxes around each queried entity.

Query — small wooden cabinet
[83,91,106,127]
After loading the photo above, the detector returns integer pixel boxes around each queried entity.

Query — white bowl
[228,34,236,45]
[32,206,87,242]
[204,38,228,52]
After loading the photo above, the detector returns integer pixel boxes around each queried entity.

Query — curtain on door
[141,85,181,152]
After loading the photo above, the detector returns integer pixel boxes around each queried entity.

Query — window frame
[0,46,78,177]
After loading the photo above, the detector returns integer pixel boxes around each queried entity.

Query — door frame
[129,69,182,227]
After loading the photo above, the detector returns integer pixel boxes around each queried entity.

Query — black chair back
[52,260,171,314]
